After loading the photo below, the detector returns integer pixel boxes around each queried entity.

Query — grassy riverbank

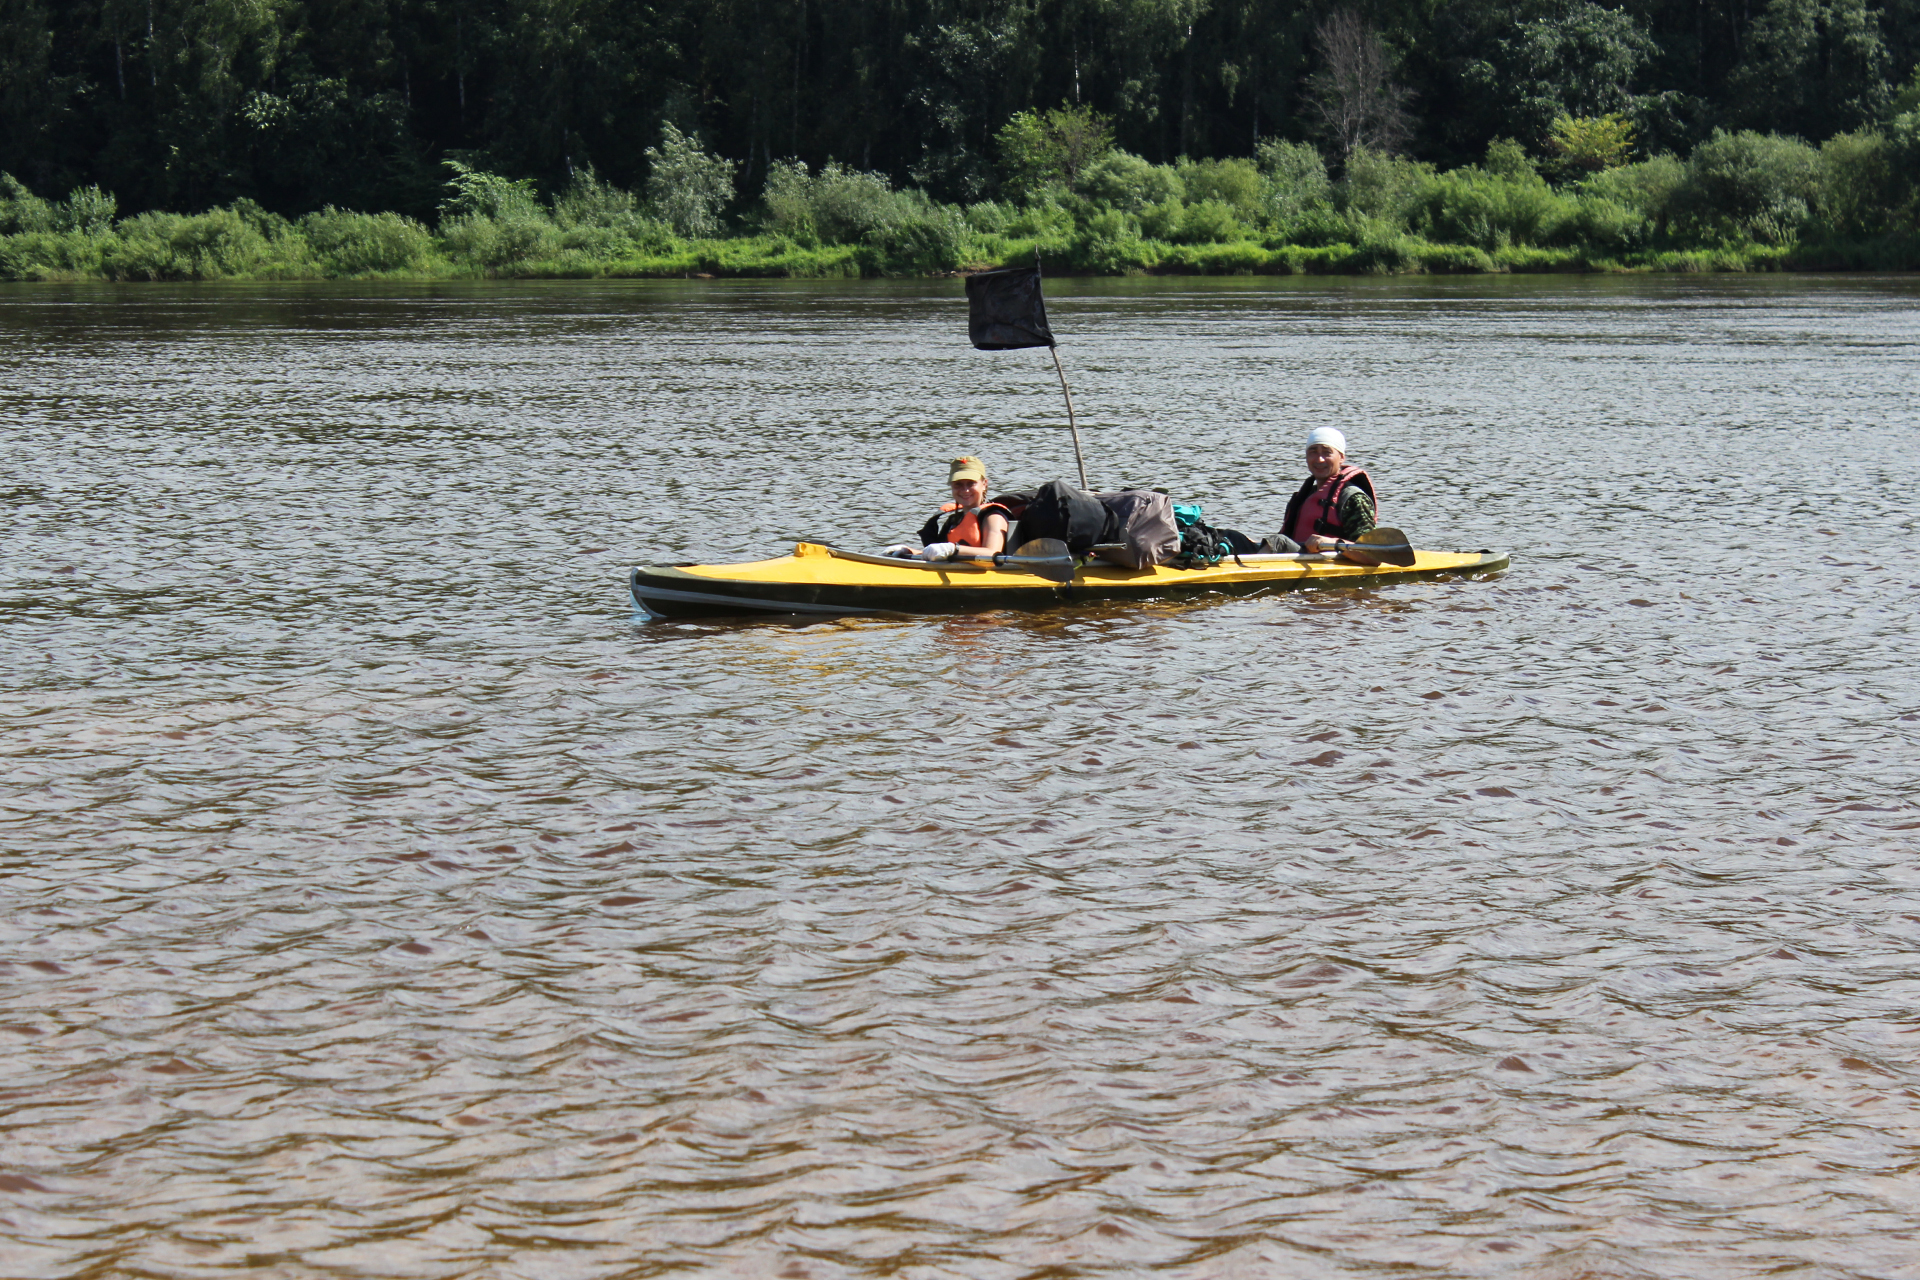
[4,120,1916,282]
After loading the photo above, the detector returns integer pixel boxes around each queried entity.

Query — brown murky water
[3,275,1919,1279]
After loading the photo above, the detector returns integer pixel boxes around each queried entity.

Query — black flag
[966,266,1055,350]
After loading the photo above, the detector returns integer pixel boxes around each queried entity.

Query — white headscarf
[1305,427,1347,454]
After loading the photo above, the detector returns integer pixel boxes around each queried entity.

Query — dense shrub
[299,208,436,274]
[1816,115,1920,236]
[1175,157,1264,221]
[1079,151,1183,211]
[645,124,735,237]
[1337,148,1432,224]
[56,186,118,235]
[1581,154,1686,217]
[1414,166,1573,248]
[1270,205,1351,247]
[1169,198,1254,244]
[1561,194,1650,250]
[861,205,970,273]
[1067,209,1153,271]
[1418,242,1497,272]
[0,231,108,278]
[1256,140,1333,226]
[762,160,911,244]
[1003,200,1075,240]
[0,174,54,233]
[105,203,303,279]
[553,168,638,227]
[440,160,540,220]
[1669,129,1822,244]
[437,212,560,269]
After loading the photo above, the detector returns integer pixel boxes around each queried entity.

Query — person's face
[1305,443,1344,481]
[950,477,988,507]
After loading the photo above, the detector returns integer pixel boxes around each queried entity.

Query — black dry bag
[1012,480,1114,554]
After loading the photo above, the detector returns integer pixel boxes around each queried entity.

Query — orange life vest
[939,502,1014,548]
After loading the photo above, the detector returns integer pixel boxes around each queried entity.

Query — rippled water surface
[4,275,1920,1279]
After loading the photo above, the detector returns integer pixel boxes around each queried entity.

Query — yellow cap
[948,455,987,483]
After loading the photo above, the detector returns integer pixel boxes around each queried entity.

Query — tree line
[3,0,1917,220]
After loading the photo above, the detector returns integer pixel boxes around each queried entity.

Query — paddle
[1334,526,1417,568]
[954,537,1077,584]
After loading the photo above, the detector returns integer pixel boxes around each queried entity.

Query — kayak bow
[631,541,1508,619]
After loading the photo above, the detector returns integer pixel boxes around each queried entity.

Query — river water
[3,275,1918,1279]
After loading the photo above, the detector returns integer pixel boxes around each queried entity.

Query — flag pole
[1036,252,1089,489]
[1049,344,1088,490]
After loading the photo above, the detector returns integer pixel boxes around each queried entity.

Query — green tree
[995,103,1115,199]
[1464,1,1654,143]
[1727,0,1892,138]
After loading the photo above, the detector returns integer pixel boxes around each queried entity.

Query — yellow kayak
[631,541,1509,618]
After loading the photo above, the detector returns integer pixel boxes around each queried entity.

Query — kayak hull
[631,542,1509,619]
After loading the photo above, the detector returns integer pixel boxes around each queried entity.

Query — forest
[1,0,1916,278]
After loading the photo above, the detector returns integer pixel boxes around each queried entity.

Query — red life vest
[1285,465,1378,544]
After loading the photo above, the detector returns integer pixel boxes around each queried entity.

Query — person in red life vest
[880,456,1017,561]
[1258,426,1379,558]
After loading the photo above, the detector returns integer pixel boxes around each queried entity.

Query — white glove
[879,543,920,558]
[920,542,957,562]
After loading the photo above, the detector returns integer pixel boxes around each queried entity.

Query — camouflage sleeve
[1338,488,1376,539]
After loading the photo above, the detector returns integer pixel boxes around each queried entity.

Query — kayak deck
[632,541,1509,618]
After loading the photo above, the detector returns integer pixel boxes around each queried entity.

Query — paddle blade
[996,538,1076,584]
[1345,527,1417,568]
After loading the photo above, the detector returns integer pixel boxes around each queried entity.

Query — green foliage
[440,160,541,222]
[298,209,437,275]
[553,169,639,228]
[1068,209,1154,272]
[0,232,109,279]
[1562,194,1651,251]
[1815,116,1920,236]
[1670,129,1823,244]
[1418,243,1497,272]
[104,206,298,280]
[1897,69,1920,116]
[1548,114,1637,174]
[1255,141,1333,226]
[1078,151,1184,211]
[1483,139,1537,179]
[1465,1,1655,139]
[1165,199,1254,244]
[995,105,1115,201]
[0,174,53,234]
[1414,166,1573,249]
[1174,158,1263,221]
[1336,148,1432,225]
[1726,0,1892,139]
[1582,154,1687,216]
[438,212,560,270]
[761,160,910,244]
[644,125,735,238]
[860,205,972,273]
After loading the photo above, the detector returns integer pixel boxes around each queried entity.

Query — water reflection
[1,275,1918,1278]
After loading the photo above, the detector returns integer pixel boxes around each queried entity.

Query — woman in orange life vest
[1258,426,1379,557]
[883,456,1015,562]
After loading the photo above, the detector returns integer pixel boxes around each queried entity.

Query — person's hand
[1300,535,1328,553]
[880,543,919,558]
[919,542,956,562]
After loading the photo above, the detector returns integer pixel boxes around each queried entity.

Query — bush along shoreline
[3,114,1916,282]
